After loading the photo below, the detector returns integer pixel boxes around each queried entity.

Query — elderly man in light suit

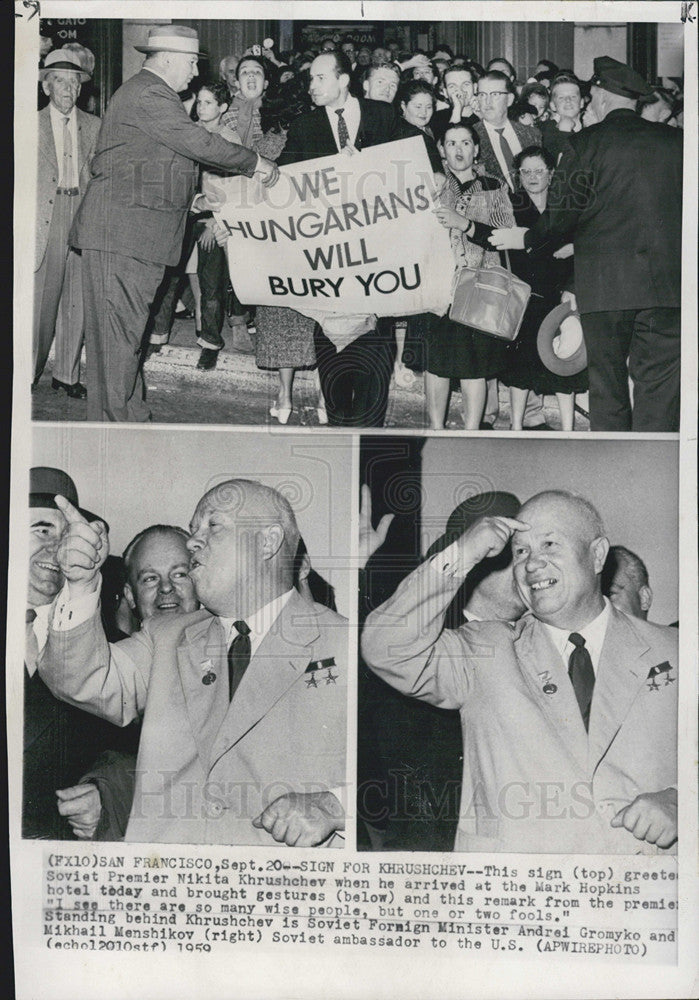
[362,490,677,854]
[40,479,347,847]
[70,25,279,422]
[34,50,100,397]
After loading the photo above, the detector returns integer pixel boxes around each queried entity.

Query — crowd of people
[34,26,683,430]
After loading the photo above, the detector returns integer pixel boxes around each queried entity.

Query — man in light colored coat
[362,490,677,854]
[40,479,347,847]
[35,50,100,396]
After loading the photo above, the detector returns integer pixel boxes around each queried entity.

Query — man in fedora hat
[69,25,280,422]
[24,467,126,838]
[490,55,683,433]
[34,50,100,398]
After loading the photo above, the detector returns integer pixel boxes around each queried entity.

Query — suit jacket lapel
[76,110,90,175]
[513,616,589,772]
[176,614,229,772]
[39,107,58,171]
[587,607,652,776]
[211,592,321,765]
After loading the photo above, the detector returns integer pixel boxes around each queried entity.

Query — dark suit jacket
[474,120,541,185]
[279,97,401,165]
[525,109,683,313]
[70,69,259,267]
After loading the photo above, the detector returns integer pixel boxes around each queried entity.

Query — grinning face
[402,92,434,130]
[309,53,347,108]
[125,531,198,622]
[512,496,608,630]
[519,155,552,197]
[237,59,267,100]
[364,66,400,103]
[550,82,582,121]
[28,507,66,608]
[445,70,474,107]
[442,127,478,174]
[43,69,81,114]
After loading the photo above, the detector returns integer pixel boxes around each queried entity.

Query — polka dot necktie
[335,108,350,149]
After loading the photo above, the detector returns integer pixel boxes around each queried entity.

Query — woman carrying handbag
[428,122,516,430]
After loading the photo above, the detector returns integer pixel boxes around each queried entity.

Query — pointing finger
[55,494,87,525]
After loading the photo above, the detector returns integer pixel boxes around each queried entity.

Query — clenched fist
[55,494,108,598]
[252,791,344,847]
[611,787,677,849]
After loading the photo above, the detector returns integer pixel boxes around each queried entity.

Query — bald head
[512,491,609,629]
[187,479,300,617]
[603,545,652,620]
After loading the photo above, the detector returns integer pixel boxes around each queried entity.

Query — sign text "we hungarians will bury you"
[214,136,453,318]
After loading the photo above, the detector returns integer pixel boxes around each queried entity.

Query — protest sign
[213,136,453,318]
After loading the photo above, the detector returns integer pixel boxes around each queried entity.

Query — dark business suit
[70,68,258,422]
[280,99,401,426]
[474,120,541,188]
[525,109,683,431]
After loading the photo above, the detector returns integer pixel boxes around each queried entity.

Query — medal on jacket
[200,658,216,685]
[305,657,337,687]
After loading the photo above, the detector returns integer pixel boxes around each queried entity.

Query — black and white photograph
[9,2,698,999]
[358,436,679,854]
[26,11,684,431]
[22,426,352,847]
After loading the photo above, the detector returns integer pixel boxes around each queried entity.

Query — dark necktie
[62,116,76,189]
[568,632,595,731]
[227,620,251,702]
[26,608,39,673]
[335,108,350,149]
[495,127,515,185]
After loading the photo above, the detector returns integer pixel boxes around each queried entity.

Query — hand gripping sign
[211,137,453,319]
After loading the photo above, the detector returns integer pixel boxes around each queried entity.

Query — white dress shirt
[541,598,611,676]
[219,589,293,657]
[325,94,361,151]
[26,603,52,676]
[49,102,79,188]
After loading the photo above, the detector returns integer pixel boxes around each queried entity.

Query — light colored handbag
[449,250,531,341]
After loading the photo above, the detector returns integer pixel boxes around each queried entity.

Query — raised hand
[359,484,394,568]
[458,515,530,565]
[55,494,108,596]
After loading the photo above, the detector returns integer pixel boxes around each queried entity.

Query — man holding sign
[279,51,402,426]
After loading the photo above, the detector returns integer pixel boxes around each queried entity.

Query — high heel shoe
[270,405,292,425]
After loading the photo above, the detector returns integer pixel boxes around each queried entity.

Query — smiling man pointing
[362,490,678,854]
[39,479,347,847]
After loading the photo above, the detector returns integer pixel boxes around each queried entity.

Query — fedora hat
[426,491,521,559]
[134,25,202,56]
[30,466,108,531]
[39,49,90,83]
[537,301,588,377]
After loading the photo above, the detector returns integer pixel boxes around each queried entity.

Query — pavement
[32,315,590,430]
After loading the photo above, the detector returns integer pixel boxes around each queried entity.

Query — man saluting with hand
[40,480,347,847]
[362,490,678,854]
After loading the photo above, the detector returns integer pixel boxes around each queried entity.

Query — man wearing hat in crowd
[24,467,127,838]
[491,55,683,433]
[34,50,100,399]
[69,25,280,422]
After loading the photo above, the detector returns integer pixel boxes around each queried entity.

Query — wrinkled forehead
[516,497,584,539]
[133,531,189,570]
[46,69,82,84]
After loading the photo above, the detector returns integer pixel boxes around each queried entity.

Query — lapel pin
[543,682,557,695]
[200,659,217,686]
